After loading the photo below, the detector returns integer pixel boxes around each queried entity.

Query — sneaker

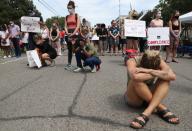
[83,66,91,71]
[73,67,82,72]
[91,67,97,73]
[50,60,55,67]
[64,64,71,70]
[8,55,11,58]
[3,56,7,59]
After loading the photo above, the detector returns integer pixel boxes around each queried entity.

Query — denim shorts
[110,38,119,45]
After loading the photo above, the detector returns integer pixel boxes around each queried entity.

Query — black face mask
[175,16,179,19]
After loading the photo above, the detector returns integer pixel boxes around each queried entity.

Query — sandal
[130,113,149,129]
[157,109,180,124]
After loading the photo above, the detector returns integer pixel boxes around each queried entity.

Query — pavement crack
[0,75,42,102]
[68,73,87,115]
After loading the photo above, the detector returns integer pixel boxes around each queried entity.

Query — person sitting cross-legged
[125,50,180,129]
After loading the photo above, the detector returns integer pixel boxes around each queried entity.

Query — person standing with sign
[64,0,80,69]
[126,10,139,51]
[165,10,181,63]
[149,10,164,51]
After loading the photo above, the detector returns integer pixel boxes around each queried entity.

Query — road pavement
[0,54,192,131]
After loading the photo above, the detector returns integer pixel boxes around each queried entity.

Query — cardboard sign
[21,16,40,33]
[124,19,146,38]
[26,50,42,68]
[147,27,170,46]
[91,35,99,41]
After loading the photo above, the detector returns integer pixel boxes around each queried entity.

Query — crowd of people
[0,0,182,129]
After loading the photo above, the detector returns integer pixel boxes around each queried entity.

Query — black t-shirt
[97,28,108,41]
[109,26,119,37]
[35,42,56,54]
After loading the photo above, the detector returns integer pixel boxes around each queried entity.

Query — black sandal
[130,113,149,129]
[157,109,180,124]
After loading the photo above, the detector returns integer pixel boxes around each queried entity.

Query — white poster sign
[21,16,40,33]
[91,35,99,41]
[147,27,170,46]
[124,19,146,38]
[26,50,42,68]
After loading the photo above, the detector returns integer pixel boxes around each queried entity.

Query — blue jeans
[75,49,86,68]
[84,56,101,69]
[76,49,101,69]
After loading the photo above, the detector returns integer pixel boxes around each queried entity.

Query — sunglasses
[67,7,73,9]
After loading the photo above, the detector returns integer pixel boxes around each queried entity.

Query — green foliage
[0,0,41,25]
[143,0,192,26]
[45,16,65,29]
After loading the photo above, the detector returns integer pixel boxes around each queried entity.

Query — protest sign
[21,16,40,33]
[91,35,99,41]
[124,19,146,38]
[26,50,42,68]
[147,27,170,46]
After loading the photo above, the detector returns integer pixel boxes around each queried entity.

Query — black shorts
[126,37,139,40]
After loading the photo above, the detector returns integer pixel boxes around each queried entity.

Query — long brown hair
[140,50,161,69]
[67,0,75,8]
[170,10,180,21]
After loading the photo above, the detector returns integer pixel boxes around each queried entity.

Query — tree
[0,0,42,25]
[155,0,192,24]
[45,16,65,29]
[142,0,192,26]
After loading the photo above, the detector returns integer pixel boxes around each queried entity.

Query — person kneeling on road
[34,34,57,67]
[125,50,179,129]
[74,38,101,73]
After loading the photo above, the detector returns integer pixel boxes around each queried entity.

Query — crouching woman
[125,50,179,129]
[34,34,57,67]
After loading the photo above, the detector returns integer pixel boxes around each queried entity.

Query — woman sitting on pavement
[34,34,57,67]
[125,50,179,129]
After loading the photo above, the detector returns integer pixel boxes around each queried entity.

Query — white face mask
[68,9,74,14]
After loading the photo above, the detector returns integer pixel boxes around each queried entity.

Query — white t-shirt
[22,33,29,43]
[41,29,49,39]
[1,30,10,46]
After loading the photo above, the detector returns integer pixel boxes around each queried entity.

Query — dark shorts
[110,38,119,45]
[126,37,139,40]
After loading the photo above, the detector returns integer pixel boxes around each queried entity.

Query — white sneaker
[3,56,7,59]
[8,55,11,58]
[91,67,97,73]
[73,67,82,72]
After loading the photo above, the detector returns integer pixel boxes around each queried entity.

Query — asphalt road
[0,54,192,131]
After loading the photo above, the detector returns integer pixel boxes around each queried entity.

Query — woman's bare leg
[126,80,143,107]
[142,80,169,116]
